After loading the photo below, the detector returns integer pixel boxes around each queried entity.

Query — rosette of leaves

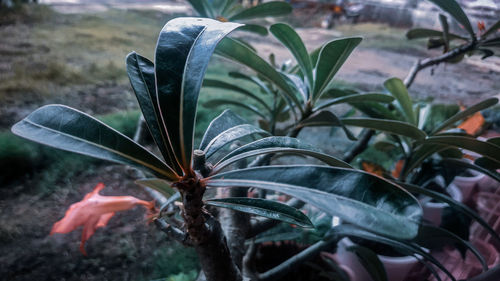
[187,0,292,35]
[11,18,423,281]
[406,0,500,61]
[205,22,395,139]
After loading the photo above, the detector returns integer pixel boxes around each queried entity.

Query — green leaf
[313,37,362,100]
[216,37,304,112]
[342,118,427,140]
[298,111,357,140]
[237,24,268,36]
[270,23,314,92]
[475,157,500,171]
[422,136,500,164]
[204,124,271,159]
[126,52,181,174]
[351,101,399,120]
[206,197,313,227]
[135,178,176,197]
[329,225,456,281]
[481,37,500,47]
[11,105,177,180]
[213,136,352,173]
[229,1,292,21]
[384,78,416,125]
[315,93,395,111]
[431,98,498,135]
[203,79,272,112]
[427,0,474,39]
[402,144,447,178]
[421,104,460,134]
[483,19,500,38]
[186,0,209,17]
[204,99,268,119]
[399,181,500,244]
[439,14,450,51]
[155,18,242,173]
[406,28,467,40]
[253,231,302,244]
[199,109,247,151]
[208,165,422,240]
[346,245,388,281]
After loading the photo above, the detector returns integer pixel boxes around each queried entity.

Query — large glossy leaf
[199,109,246,151]
[126,52,181,174]
[422,136,500,164]
[328,225,456,281]
[406,28,467,40]
[399,182,500,243]
[346,245,387,281]
[229,1,292,21]
[427,0,474,38]
[204,99,268,119]
[155,18,242,173]
[213,136,351,173]
[314,93,394,111]
[207,165,422,240]
[206,197,313,227]
[11,105,177,180]
[298,111,356,140]
[342,118,427,140]
[204,124,270,159]
[431,98,498,135]
[384,78,416,125]
[216,37,303,112]
[313,37,362,100]
[270,23,314,91]
[135,178,176,197]
[203,79,271,112]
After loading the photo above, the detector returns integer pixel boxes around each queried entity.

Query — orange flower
[361,161,385,177]
[51,183,155,255]
[391,159,405,179]
[458,111,485,136]
[477,21,486,35]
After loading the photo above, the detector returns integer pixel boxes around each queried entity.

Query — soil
[1,2,499,281]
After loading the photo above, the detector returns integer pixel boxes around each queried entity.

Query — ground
[0,2,499,281]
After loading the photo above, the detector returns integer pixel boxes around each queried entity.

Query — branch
[256,236,338,281]
[154,218,192,246]
[404,41,476,88]
[342,129,375,163]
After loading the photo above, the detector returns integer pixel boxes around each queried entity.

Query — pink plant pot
[471,192,500,251]
[453,169,483,202]
[429,240,500,281]
[422,183,463,226]
[334,238,420,281]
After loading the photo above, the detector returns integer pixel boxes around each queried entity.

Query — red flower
[51,183,155,255]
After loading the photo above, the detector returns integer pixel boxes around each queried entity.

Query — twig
[342,129,375,163]
[154,218,192,246]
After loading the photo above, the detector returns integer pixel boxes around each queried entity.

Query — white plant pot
[334,238,420,281]
[421,183,463,226]
[453,169,483,202]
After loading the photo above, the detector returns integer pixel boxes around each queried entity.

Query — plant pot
[470,192,500,251]
[421,183,463,226]
[334,238,420,281]
[429,240,500,281]
[476,171,500,193]
[453,169,482,202]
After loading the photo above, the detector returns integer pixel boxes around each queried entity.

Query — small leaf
[199,109,247,151]
[229,1,292,21]
[439,14,450,52]
[203,79,271,112]
[313,37,362,100]
[237,24,268,36]
[427,0,475,38]
[135,178,176,197]
[204,124,271,159]
[342,117,427,140]
[431,98,498,135]
[11,105,177,180]
[422,136,500,164]
[204,99,268,119]
[315,93,394,111]
[442,158,500,183]
[206,198,313,227]
[384,78,416,125]
[483,19,500,38]
[406,28,467,40]
[270,23,314,91]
